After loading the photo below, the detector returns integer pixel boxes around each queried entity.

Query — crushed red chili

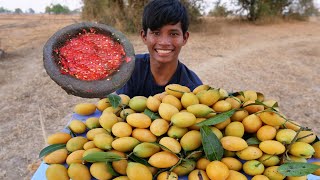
[57,29,126,81]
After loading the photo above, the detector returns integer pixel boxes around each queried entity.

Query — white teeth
[157,49,172,54]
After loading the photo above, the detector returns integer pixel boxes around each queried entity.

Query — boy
[116,0,202,97]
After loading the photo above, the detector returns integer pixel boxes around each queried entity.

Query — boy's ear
[183,31,189,44]
[140,29,147,43]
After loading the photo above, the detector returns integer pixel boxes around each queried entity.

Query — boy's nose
[158,35,171,44]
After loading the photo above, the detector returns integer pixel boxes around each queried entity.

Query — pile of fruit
[40,84,320,180]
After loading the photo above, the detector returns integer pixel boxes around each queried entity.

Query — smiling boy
[116,0,202,97]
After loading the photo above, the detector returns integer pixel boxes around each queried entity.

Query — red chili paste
[57,29,126,81]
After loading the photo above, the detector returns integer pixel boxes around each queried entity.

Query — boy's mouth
[155,49,173,55]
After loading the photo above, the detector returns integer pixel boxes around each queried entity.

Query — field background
[0,14,319,179]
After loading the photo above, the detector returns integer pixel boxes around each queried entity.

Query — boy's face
[140,22,189,64]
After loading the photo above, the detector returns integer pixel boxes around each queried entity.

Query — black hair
[142,0,189,35]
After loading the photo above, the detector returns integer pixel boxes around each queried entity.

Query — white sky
[0,0,319,13]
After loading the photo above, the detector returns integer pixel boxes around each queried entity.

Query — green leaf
[106,162,120,176]
[278,162,320,177]
[67,127,77,137]
[200,125,224,161]
[128,153,151,166]
[144,109,161,120]
[107,94,121,108]
[39,144,66,158]
[246,137,261,145]
[82,152,122,163]
[196,109,235,127]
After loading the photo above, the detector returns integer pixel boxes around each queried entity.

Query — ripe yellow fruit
[236,146,263,160]
[162,94,182,110]
[224,121,245,137]
[220,136,248,151]
[146,96,161,112]
[111,122,132,137]
[158,103,179,121]
[231,109,249,122]
[96,98,111,111]
[251,175,270,180]
[296,130,316,143]
[276,129,297,144]
[68,163,91,180]
[181,92,199,108]
[188,169,209,180]
[85,117,101,129]
[133,142,161,158]
[289,142,315,158]
[150,118,170,136]
[214,118,231,130]
[312,141,320,158]
[258,154,280,167]
[119,94,130,106]
[44,148,68,164]
[243,160,265,176]
[148,151,179,168]
[132,128,157,142]
[128,96,147,112]
[159,137,181,153]
[225,97,241,109]
[221,157,242,171]
[206,161,230,180]
[66,136,88,152]
[74,103,96,116]
[238,90,258,102]
[196,158,211,170]
[256,125,277,141]
[69,120,86,134]
[165,84,190,98]
[90,162,113,180]
[86,128,108,140]
[47,132,71,145]
[111,137,140,152]
[99,112,118,132]
[311,161,320,176]
[197,89,220,106]
[187,104,213,118]
[263,166,286,180]
[243,100,264,114]
[193,84,210,94]
[212,100,232,112]
[258,111,286,126]
[172,160,196,176]
[167,125,188,139]
[46,164,69,180]
[226,170,247,180]
[171,111,196,128]
[126,113,151,128]
[259,140,286,155]
[66,150,85,165]
[242,114,263,133]
[93,133,113,150]
[180,130,202,151]
[157,171,179,180]
[126,162,152,180]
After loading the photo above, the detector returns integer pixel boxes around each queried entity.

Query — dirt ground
[0,14,319,179]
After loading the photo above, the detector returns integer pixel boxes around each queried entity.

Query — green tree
[81,0,204,33]
[27,8,35,14]
[14,8,23,14]
[235,0,317,21]
[208,0,232,17]
[0,7,11,13]
[45,4,70,14]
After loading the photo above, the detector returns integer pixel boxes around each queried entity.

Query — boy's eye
[151,31,160,36]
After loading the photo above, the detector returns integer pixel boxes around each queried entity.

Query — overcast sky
[0,0,319,13]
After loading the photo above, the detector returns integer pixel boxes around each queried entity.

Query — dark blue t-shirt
[116,54,202,98]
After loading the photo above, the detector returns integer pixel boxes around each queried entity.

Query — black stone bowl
[43,22,135,98]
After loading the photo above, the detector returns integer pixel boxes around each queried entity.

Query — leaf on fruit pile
[128,153,151,166]
[144,109,161,120]
[278,162,320,176]
[82,152,122,162]
[39,144,66,158]
[107,94,122,108]
[196,109,235,126]
[246,137,261,145]
[200,125,223,161]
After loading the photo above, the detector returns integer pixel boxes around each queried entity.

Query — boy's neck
[150,60,178,86]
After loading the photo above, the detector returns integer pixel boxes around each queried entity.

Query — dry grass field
[0,14,319,179]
